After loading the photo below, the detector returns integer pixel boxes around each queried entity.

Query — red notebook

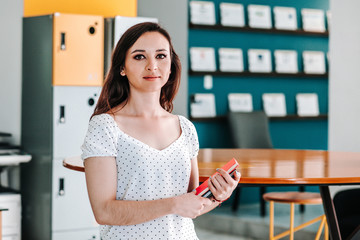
[195,158,239,198]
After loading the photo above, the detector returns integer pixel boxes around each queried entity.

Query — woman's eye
[134,54,145,60]
[156,54,167,59]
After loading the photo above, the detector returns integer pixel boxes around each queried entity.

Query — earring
[120,70,125,76]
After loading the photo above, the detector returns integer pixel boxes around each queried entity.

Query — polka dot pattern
[81,114,200,240]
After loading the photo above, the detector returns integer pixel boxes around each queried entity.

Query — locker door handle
[59,105,65,123]
[58,178,65,196]
[60,32,66,50]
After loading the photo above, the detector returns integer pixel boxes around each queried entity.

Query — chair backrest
[334,188,360,217]
[333,188,360,240]
[227,111,273,149]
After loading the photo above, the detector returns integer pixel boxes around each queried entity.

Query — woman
[81,22,241,239]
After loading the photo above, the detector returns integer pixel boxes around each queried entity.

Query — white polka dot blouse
[81,113,200,240]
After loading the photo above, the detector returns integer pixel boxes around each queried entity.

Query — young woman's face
[123,31,171,93]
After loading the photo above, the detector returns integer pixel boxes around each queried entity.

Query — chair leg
[269,201,274,240]
[260,186,266,217]
[299,186,305,213]
[325,220,329,240]
[232,186,241,212]
[315,215,326,240]
[267,201,325,240]
[290,203,295,240]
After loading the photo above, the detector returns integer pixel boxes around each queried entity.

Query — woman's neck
[119,91,166,118]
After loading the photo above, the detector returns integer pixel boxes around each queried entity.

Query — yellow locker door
[53,13,104,86]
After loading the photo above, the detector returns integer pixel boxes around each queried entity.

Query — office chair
[227,111,305,216]
[228,111,273,149]
[333,188,360,240]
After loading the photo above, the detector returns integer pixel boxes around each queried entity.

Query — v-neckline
[105,113,184,153]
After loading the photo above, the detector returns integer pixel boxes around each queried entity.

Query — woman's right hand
[172,192,212,219]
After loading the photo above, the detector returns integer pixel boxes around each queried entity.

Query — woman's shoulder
[91,113,113,120]
[177,115,196,132]
[89,113,117,128]
[177,115,190,123]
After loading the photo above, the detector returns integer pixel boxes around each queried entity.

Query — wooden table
[63,148,360,240]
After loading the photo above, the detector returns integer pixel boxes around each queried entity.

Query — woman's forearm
[199,199,220,215]
[93,192,212,225]
[94,197,176,226]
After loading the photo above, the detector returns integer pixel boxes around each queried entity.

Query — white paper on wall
[274,50,298,73]
[190,93,216,117]
[262,93,287,117]
[228,93,253,112]
[248,5,272,29]
[273,6,297,30]
[220,3,245,27]
[301,8,325,32]
[219,48,244,72]
[326,10,331,30]
[303,51,326,74]
[327,52,330,63]
[190,1,216,25]
[190,47,216,71]
[248,49,272,73]
[296,93,320,116]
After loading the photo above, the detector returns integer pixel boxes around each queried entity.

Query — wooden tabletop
[198,148,360,185]
[63,149,360,185]
[63,156,85,172]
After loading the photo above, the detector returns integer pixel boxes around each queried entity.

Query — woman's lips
[143,76,160,80]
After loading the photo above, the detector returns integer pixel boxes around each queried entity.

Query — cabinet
[21,13,102,240]
[0,193,21,240]
[52,13,104,86]
[188,0,329,150]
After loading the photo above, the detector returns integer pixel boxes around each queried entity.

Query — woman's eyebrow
[131,49,145,54]
[130,49,168,54]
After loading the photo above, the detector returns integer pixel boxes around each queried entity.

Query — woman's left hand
[208,168,241,202]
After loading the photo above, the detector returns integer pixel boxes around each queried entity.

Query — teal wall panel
[189,0,329,151]
[270,120,328,150]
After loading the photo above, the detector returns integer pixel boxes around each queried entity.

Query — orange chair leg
[325,219,329,240]
[269,201,274,240]
[315,215,326,240]
[290,203,295,240]
[268,201,326,240]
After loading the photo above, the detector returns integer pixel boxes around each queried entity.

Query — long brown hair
[92,22,181,118]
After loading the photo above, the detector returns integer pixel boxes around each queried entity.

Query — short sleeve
[179,116,199,159]
[81,114,118,160]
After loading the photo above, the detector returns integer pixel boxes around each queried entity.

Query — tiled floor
[194,202,326,240]
[196,228,254,240]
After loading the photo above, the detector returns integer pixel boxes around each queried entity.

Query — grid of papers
[189,2,330,32]
[189,2,327,118]
[190,48,326,74]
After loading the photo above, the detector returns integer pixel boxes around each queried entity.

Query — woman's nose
[146,59,158,71]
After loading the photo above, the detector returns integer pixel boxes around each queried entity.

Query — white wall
[329,0,360,195]
[0,0,23,189]
[0,0,23,145]
[137,0,188,117]
[329,0,360,152]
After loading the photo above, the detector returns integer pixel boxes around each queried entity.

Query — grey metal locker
[21,14,102,240]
